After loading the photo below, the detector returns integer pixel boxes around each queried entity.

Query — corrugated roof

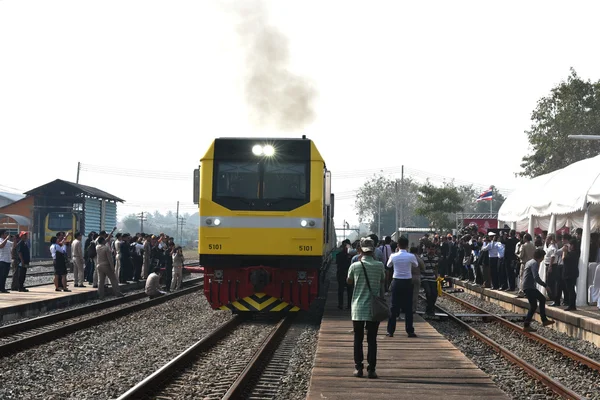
[0,213,31,226]
[24,179,125,202]
[0,191,25,202]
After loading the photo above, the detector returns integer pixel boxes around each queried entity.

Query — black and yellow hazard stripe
[218,292,301,312]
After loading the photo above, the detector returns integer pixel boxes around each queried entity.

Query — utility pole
[76,162,81,184]
[377,196,381,239]
[179,217,186,244]
[400,165,404,229]
[137,212,147,233]
[395,180,399,241]
[176,201,179,238]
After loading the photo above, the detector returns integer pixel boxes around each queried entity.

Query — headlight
[205,218,213,225]
[213,218,221,226]
[252,145,263,155]
[301,220,308,227]
[263,145,275,156]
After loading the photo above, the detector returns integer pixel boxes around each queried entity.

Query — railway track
[7,261,202,279]
[0,278,203,357]
[431,291,600,400]
[117,314,295,400]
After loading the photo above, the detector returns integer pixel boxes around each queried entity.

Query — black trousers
[387,278,414,335]
[353,320,379,370]
[489,257,499,289]
[337,272,352,308]
[546,264,559,300]
[498,258,508,289]
[16,265,27,289]
[0,261,10,291]
[524,288,548,325]
[163,264,172,290]
[554,266,566,304]
[84,259,95,283]
[422,280,437,312]
[564,278,577,309]
[133,256,142,281]
[504,256,516,290]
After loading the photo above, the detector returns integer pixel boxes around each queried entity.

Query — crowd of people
[0,229,185,300]
[0,230,31,293]
[335,227,587,378]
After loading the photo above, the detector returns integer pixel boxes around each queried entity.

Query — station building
[0,179,123,258]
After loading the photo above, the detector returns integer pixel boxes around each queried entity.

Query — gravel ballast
[272,323,319,400]
[0,274,203,327]
[448,291,600,362]
[420,298,559,400]
[0,291,232,400]
[436,293,600,399]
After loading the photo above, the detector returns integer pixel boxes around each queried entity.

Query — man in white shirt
[482,232,500,289]
[541,235,557,296]
[0,230,13,293]
[385,236,417,338]
[145,266,166,299]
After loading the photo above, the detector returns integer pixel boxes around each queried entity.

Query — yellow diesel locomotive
[194,136,334,312]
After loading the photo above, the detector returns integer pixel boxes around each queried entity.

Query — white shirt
[50,243,67,259]
[543,243,556,265]
[497,242,505,258]
[386,249,417,280]
[133,243,144,255]
[0,238,12,263]
[483,241,499,258]
[145,272,162,296]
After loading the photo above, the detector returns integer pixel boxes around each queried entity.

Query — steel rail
[0,277,202,338]
[430,299,585,400]
[442,291,600,372]
[222,314,295,399]
[7,261,201,279]
[0,282,203,357]
[116,316,243,400]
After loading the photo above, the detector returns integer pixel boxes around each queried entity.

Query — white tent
[498,154,600,306]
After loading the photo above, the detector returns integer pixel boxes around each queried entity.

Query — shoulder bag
[360,261,390,322]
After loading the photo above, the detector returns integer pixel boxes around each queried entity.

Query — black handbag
[360,261,390,322]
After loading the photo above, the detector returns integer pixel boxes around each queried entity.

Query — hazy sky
[2,0,599,226]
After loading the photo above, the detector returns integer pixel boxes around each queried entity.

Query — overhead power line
[81,161,513,195]
[80,163,191,181]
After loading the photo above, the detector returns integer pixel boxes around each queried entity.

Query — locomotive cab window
[47,213,73,231]
[213,160,310,211]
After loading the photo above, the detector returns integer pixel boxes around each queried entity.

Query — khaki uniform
[71,239,85,286]
[142,240,151,279]
[96,244,122,299]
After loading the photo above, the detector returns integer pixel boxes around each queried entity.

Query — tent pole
[549,214,556,235]
[528,215,534,236]
[577,204,590,306]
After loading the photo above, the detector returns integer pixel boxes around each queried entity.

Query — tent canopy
[499,154,600,223]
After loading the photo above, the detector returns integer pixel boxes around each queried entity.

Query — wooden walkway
[0,284,97,310]
[307,280,509,400]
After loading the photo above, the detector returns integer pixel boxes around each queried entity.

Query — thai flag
[476,187,493,202]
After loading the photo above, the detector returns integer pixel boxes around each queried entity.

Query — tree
[354,175,426,236]
[519,68,600,177]
[415,182,463,231]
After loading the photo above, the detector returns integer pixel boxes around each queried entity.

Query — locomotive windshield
[214,160,309,211]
